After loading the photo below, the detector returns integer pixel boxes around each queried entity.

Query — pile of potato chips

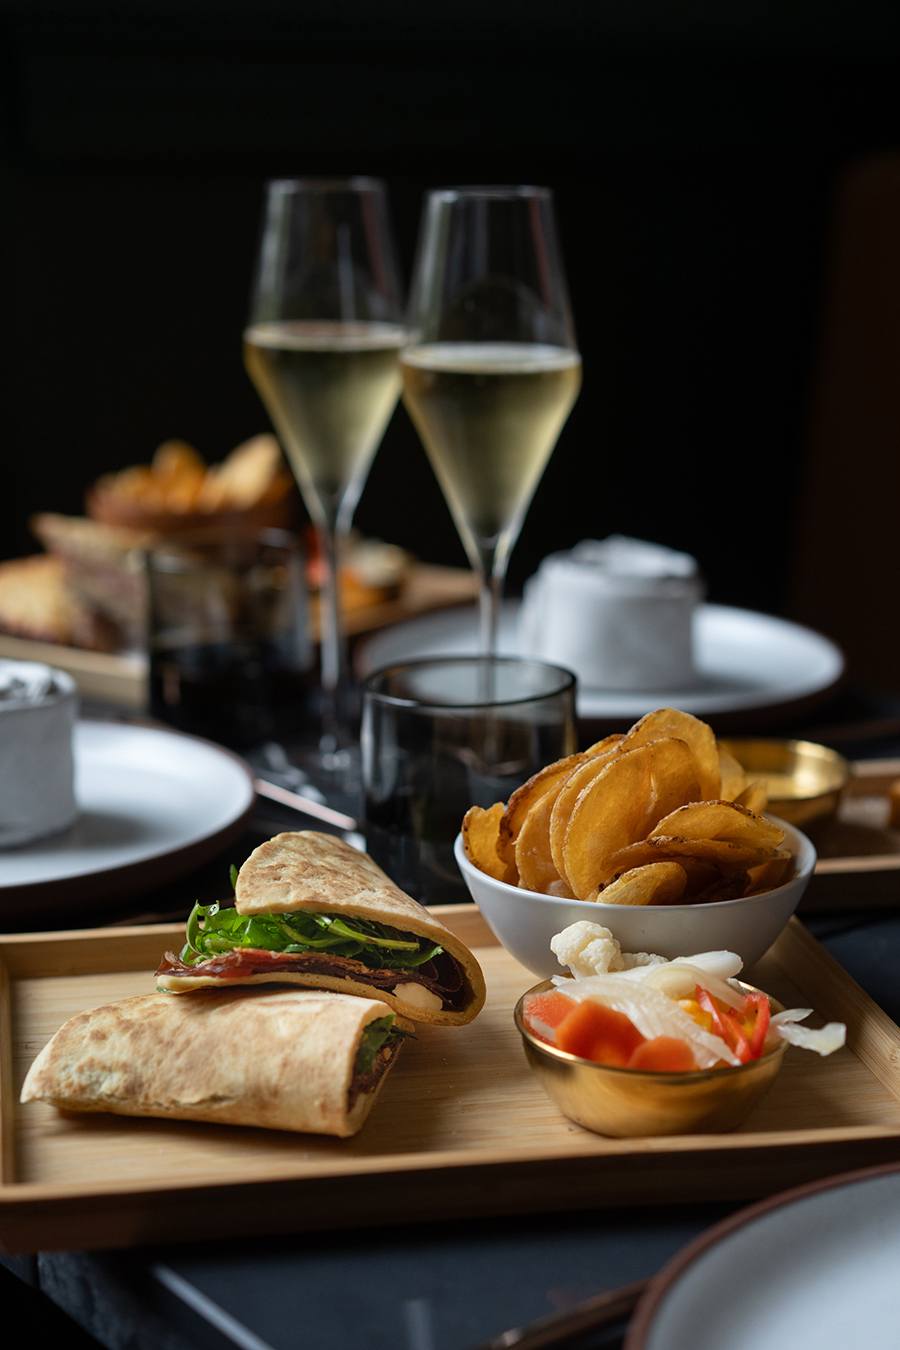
[89,436,291,519]
[462,708,794,905]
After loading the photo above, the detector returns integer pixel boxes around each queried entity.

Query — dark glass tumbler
[362,656,577,904]
[147,529,313,749]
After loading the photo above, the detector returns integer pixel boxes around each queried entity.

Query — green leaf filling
[178,902,444,971]
[355,1016,399,1076]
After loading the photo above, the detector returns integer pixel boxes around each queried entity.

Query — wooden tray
[0,563,477,710]
[2,907,900,1254]
[804,758,900,909]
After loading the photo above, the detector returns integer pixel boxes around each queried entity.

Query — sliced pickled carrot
[555,1000,645,1066]
[525,991,577,1028]
[627,1036,697,1072]
[522,990,577,1043]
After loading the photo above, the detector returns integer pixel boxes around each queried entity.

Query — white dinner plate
[0,721,255,918]
[628,1164,900,1350]
[357,602,844,722]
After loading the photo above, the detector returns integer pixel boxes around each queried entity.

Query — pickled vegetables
[520,922,847,1072]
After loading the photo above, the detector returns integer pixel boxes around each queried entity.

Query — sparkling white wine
[244,321,406,522]
[400,343,581,560]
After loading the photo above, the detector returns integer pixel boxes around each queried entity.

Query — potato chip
[672,855,725,896]
[515,792,565,893]
[582,733,624,757]
[645,737,703,823]
[460,705,793,904]
[561,746,657,898]
[602,839,670,875]
[499,753,584,865]
[649,799,783,851]
[619,708,720,800]
[462,803,516,884]
[548,742,623,882]
[651,836,772,869]
[746,849,794,894]
[718,746,747,801]
[606,835,771,876]
[735,779,768,814]
[689,870,751,903]
[588,862,688,907]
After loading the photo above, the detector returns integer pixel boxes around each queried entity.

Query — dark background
[5,1,900,684]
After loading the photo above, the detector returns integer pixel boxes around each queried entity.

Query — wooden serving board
[0,563,478,711]
[804,758,900,909]
[2,907,900,1254]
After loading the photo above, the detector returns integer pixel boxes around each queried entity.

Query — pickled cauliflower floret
[551,923,670,978]
[618,951,668,971]
[550,922,625,977]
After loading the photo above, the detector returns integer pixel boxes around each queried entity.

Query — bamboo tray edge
[1,906,899,1254]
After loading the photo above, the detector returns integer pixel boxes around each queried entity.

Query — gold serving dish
[721,738,850,831]
[514,979,786,1137]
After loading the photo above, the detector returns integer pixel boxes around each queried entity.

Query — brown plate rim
[624,1159,900,1349]
[0,720,255,924]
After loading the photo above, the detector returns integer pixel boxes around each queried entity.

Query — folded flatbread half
[155,831,486,1026]
[20,987,411,1138]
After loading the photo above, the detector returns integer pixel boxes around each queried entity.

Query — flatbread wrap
[155,831,486,1026]
[20,987,410,1138]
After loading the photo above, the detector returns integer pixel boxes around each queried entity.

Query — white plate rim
[0,719,256,909]
[625,1161,900,1349]
[357,601,845,720]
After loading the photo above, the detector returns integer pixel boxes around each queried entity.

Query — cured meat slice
[156,946,468,1010]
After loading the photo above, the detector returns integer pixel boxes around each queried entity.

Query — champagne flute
[244,178,405,781]
[401,186,581,657]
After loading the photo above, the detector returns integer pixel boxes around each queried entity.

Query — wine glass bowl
[244,178,405,778]
[402,186,581,655]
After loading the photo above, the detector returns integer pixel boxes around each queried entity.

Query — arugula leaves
[355,1016,403,1076]
[179,902,444,971]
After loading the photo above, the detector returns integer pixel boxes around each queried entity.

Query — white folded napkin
[0,661,78,848]
[518,536,702,691]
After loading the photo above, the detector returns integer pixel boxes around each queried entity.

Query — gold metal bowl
[720,738,850,830]
[515,979,786,1137]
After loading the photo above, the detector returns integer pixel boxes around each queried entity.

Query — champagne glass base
[296,743,362,820]
[252,738,362,822]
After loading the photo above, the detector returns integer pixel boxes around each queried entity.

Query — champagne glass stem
[478,566,505,659]
[317,520,347,755]
[476,536,510,659]
[476,546,508,754]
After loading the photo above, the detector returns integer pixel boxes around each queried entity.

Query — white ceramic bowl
[454,817,816,976]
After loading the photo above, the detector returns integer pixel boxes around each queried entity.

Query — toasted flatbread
[20,987,409,1138]
[157,832,486,1026]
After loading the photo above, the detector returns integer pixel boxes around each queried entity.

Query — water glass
[147,529,313,749]
[362,656,577,903]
